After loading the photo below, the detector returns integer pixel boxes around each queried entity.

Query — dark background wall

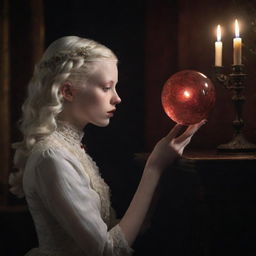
[2,0,256,255]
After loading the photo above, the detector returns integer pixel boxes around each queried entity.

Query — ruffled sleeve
[34,149,133,256]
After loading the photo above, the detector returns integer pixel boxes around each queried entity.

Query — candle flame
[235,19,240,37]
[217,25,221,41]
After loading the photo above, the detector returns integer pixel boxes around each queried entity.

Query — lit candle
[233,19,242,65]
[215,25,222,66]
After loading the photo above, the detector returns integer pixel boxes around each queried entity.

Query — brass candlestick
[214,64,256,153]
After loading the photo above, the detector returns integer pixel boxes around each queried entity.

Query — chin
[92,120,110,127]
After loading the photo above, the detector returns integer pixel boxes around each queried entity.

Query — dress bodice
[23,121,133,256]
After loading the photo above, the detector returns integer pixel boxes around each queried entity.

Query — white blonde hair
[9,36,117,197]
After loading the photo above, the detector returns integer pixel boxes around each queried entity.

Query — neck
[57,112,88,132]
[56,119,85,143]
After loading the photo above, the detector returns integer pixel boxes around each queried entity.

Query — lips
[107,109,116,117]
[107,109,116,114]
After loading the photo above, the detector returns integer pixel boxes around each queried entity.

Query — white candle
[215,24,222,66]
[233,19,242,65]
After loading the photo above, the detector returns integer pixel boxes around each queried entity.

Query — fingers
[186,119,207,136]
[174,119,207,144]
[165,124,184,140]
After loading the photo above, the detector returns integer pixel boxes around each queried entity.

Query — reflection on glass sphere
[161,70,216,125]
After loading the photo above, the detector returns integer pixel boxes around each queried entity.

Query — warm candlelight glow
[215,24,223,66]
[233,19,242,65]
[179,89,193,102]
[161,70,215,125]
[217,24,221,41]
[183,90,191,98]
[235,19,239,38]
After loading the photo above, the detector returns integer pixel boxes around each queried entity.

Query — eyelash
[103,87,111,92]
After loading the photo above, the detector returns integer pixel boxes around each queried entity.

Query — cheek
[75,91,102,110]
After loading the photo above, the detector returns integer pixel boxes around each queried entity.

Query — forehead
[87,60,118,84]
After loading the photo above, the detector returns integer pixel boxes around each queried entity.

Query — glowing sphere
[161,70,216,125]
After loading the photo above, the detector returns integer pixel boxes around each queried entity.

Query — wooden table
[134,150,256,256]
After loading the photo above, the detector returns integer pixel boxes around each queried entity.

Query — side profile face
[60,59,121,129]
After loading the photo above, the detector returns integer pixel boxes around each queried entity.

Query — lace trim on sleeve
[107,224,134,256]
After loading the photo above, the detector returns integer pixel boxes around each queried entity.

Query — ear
[60,82,75,102]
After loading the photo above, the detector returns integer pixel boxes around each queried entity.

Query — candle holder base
[217,134,256,153]
[214,64,256,153]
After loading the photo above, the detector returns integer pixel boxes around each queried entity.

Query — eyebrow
[105,80,118,85]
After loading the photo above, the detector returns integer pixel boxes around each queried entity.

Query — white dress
[23,121,133,256]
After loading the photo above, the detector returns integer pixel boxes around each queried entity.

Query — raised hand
[145,119,207,172]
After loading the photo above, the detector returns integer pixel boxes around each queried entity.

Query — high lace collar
[56,120,84,145]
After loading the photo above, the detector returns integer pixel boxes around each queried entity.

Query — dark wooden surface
[134,151,256,256]
[183,150,256,161]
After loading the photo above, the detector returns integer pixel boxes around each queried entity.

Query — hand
[145,119,207,172]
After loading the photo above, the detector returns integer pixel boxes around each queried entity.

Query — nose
[111,90,121,105]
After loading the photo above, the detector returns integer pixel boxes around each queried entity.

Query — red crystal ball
[161,70,216,125]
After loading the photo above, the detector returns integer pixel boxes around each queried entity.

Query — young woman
[9,36,206,256]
